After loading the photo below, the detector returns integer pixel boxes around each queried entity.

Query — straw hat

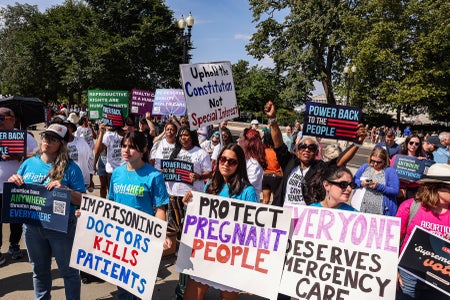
[417,164,450,184]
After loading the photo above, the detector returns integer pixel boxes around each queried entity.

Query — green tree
[343,0,450,123]
[247,0,349,105]
[232,60,282,113]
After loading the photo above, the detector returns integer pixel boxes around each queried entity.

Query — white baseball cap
[251,119,259,125]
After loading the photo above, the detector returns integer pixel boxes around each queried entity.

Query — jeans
[397,268,447,300]
[117,286,141,300]
[24,215,80,300]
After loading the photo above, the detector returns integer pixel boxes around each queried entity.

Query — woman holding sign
[8,123,85,300]
[396,163,450,300]
[182,143,258,300]
[109,131,171,300]
[390,134,425,203]
[354,147,400,215]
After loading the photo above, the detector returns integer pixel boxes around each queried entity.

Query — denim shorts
[97,155,107,177]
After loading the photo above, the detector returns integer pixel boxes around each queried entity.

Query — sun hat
[67,112,79,125]
[417,164,450,184]
[52,114,66,122]
[425,136,444,148]
[42,123,69,142]
[251,119,259,125]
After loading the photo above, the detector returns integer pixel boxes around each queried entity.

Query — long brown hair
[415,183,447,209]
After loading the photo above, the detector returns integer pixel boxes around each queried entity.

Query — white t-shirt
[152,138,176,170]
[283,165,309,207]
[246,157,263,199]
[102,130,124,173]
[165,146,212,196]
[0,131,38,193]
[74,126,94,150]
[67,136,94,185]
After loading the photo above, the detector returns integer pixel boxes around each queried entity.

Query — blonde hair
[36,141,70,181]
[368,147,389,168]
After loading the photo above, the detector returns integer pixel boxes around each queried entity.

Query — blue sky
[1,0,323,94]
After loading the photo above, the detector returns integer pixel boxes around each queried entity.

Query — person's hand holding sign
[8,174,24,186]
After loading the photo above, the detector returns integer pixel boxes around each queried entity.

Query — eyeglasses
[328,180,357,189]
[0,115,14,122]
[298,143,318,151]
[40,134,60,144]
[408,141,420,146]
[370,159,384,165]
[218,156,238,167]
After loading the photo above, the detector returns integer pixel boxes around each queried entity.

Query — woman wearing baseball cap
[8,123,86,300]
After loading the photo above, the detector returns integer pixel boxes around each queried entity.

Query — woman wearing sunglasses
[390,134,425,203]
[182,143,258,300]
[354,147,400,216]
[309,165,358,211]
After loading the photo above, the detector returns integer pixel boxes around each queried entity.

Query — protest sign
[1,182,71,233]
[160,159,193,184]
[176,191,291,299]
[303,102,362,141]
[130,89,154,115]
[88,90,129,120]
[152,89,186,116]
[393,155,435,182]
[102,105,124,128]
[70,194,167,299]
[399,227,450,296]
[0,130,27,158]
[180,62,238,129]
[279,206,401,299]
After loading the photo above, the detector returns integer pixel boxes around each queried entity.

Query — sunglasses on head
[218,156,238,166]
[408,141,420,146]
[298,143,318,151]
[0,115,13,122]
[328,180,357,189]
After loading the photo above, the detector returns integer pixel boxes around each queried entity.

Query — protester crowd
[0,100,449,300]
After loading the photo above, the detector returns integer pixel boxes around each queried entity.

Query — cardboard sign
[176,191,292,299]
[180,62,239,129]
[161,159,193,184]
[70,194,167,299]
[130,89,155,115]
[152,89,186,116]
[102,105,124,128]
[399,227,450,296]
[0,130,27,158]
[393,155,435,182]
[1,182,71,233]
[303,102,362,141]
[279,206,401,299]
[88,90,129,120]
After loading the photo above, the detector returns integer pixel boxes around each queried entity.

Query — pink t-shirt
[396,198,450,253]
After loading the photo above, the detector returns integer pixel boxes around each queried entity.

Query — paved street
[0,121,374,299]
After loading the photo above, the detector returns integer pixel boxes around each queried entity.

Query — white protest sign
[279,206,401,299]
[70,194,167,299]
[176,191,292,299]
[180,62,238,129]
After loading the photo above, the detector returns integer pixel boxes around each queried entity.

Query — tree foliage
[0,0,184,102]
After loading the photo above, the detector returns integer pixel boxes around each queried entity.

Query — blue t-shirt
[108,163,169,216]
[206,182,259,203]
[18,155,86,212]
[310,201,358,211]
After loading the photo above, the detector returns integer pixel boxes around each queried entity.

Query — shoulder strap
[407,199,421,228]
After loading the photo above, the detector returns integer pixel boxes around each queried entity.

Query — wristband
[268,118,277,125]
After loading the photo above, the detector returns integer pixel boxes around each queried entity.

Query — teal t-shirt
[310,201,358,211]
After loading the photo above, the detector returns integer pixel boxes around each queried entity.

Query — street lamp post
[343,65,357,106]
[178,13,195,64]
